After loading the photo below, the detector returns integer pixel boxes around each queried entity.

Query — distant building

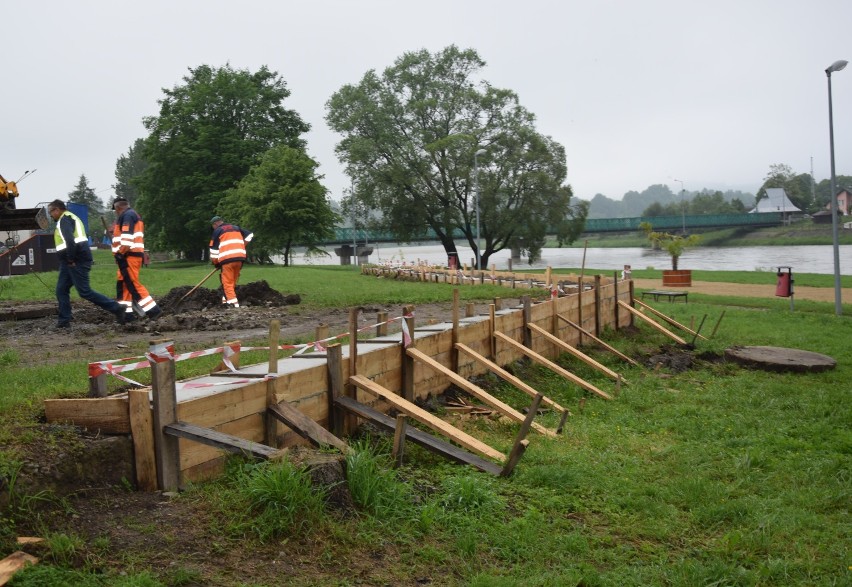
[824,189,850,216]
[749,188,802,224]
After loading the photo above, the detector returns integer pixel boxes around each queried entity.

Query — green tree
[137,64,310,258]
[218,146,339,266]
[639,222,700,271]
[757,164,811,212]
[325,45,586,269]
[113,138,148,207]
[67,174,103,214]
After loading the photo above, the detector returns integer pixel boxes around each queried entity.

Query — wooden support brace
[558,314,640,367]
[618,300,687,345]
[88,372,107,398]
[406,347,556,437]
[164,421,280,460]
[455,343,569,417]
[494,331,612,400]
[268,402,350,454]
[350,374,505,462]
[334,396,502,475]
[392,414,407,468]
[500,392,543,477]
[527,323,627,384]
[633,298,707,340]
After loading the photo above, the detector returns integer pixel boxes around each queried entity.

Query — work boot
[114,308,126,324]
[146,306,162,321]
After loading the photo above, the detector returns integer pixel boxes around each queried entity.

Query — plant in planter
[639,222,701,286]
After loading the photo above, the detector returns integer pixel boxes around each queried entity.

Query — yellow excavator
[1,170,48,231]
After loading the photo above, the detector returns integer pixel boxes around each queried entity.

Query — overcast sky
[6,0,852,212]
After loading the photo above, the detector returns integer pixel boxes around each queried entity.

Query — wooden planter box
[662,269,692,287]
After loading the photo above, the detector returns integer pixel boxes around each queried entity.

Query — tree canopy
[135,64,310,258]
[67,174,104,214]
[325,45,586,268]
[113,138,147,208]
[218,145,339,266]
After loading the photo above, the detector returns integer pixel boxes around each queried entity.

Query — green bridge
[328,212,783,244]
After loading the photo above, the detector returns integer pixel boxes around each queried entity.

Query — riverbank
[557,218,852,248]
[631,278,852,303]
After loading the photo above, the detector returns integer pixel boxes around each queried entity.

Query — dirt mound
[158,280,301,312]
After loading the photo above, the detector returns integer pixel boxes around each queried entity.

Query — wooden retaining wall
[45,272,635,487]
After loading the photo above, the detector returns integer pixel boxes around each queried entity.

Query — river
[286,243,852,275]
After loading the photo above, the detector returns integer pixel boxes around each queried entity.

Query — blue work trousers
[56,260,121,324]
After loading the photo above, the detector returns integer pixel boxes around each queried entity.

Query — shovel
[175,266,220,309]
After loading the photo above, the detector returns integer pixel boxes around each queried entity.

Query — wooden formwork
[45,273,636,488]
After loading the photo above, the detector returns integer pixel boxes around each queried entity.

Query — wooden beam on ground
[500,393,543,477]
[268,402,350,454]
[0,552,38,586]
[334,396,502,475]
[527,323,627,384]
[618,300,687,345]
[557,314,640,367]
[164,421,281,460]
[406,347,556,438]
[633,298,707,340]
[350,374,505,462]
[494,331,612,400]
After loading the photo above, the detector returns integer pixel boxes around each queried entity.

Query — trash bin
[448,252,458,270]
[775,267,793,297]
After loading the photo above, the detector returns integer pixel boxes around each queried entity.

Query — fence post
[148,339,180,492]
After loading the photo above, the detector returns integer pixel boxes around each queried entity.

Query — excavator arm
[0,171,48,231]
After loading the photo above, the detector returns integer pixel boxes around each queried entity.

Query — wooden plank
[268,402,350,453]
[557,314,640,367]
[334,396,502,475]
[43,397,130,434]
[618,300,687,345]
[494,331,612,400]
[349,374,505,462]
[150,341,181,492]
[392,414,407,467]
[165,421,280,459]
[0,552,38,586]
[128,389,157,491]
[633,298,707,340]
[455,343,569,415]
[406,347,556,438]
[527,323,627,384]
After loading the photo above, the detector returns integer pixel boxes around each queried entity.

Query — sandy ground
[631,278,851,303]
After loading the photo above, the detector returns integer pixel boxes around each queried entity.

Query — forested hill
[583,184,755,219]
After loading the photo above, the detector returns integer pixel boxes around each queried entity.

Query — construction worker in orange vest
[112,197,161,321]
[209,216,254,308]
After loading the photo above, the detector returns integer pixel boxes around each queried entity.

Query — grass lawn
[1,263,849,586]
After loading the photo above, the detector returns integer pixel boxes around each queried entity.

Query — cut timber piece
[494,331,612,400]
[349,374,505,463]
[617,300,687,345]
[0,551,38,586]
[527,323,627,384]
[500,392,543,477]
[455,343,569,415]
[633,298,707,340]
[268,402,350,453]
[334,396,502,475]
[164,421,281,460]
[406,347,556,438]
[42,397,130,434]
[557,314,640,367]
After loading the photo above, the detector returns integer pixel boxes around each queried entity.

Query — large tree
[67,174,104,214]
[113,138,148,207]
[136,64,310,258]
[326,45,586,268]
[218,145,339,266]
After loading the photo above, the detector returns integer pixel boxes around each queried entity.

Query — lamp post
[674,178,685,234]
[474,148,487,269]
[826,59,847,316]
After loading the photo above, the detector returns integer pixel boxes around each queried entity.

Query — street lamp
[674,178,686,234]
[474,148,487,269]
[826,59,847,316]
